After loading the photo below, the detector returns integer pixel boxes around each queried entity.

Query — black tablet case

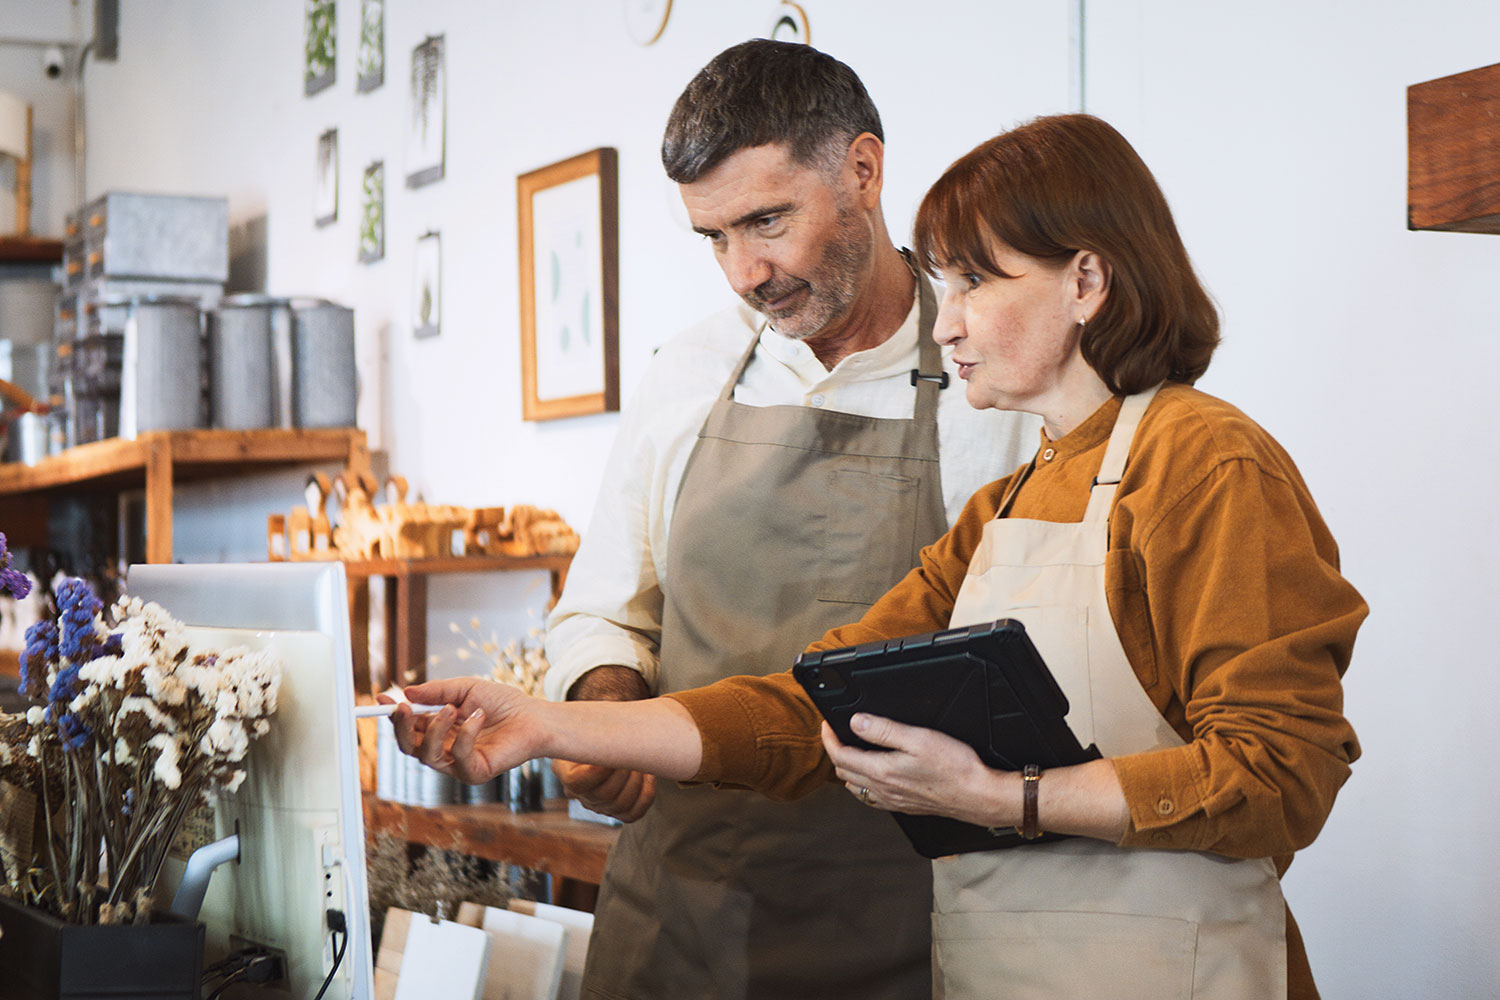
[793,619,1101,858]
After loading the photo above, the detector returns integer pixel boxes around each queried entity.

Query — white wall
[0,1,83,233]
[7,1,1498,995]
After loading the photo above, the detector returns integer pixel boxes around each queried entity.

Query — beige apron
[932,387,1289,1000]
[582,268,947,1000]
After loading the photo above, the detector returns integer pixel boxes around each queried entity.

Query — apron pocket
[933,908,1197,1000]
[816,468,921,606]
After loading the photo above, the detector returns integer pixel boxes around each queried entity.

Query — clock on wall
[624,0,672,46]
[766,2,810,44]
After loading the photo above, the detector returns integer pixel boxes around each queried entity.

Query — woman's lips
[955,362,975,379]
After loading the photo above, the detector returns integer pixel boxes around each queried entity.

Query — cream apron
[932,387,1289,1000]
[582,269,946,1000]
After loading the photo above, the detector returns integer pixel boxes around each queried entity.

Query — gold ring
[859,785,871,805]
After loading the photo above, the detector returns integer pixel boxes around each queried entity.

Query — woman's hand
[824,713,1132,841]
[381,678,546,785]
[823,713,1009,827]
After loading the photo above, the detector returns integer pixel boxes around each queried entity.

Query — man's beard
[741,201,871,341]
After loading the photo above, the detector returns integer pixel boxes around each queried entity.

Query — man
[544,40,1039,1000]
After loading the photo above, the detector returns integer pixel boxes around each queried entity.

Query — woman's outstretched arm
[383,677,703,784]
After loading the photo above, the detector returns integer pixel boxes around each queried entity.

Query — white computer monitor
[129,562,374,1000]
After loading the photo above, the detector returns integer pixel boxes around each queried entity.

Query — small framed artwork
[357,0,385,93]
[359,161,385,263]
[315,129,338,227]
[517,148,620,421]
[304,0,336,96]
[406,35,445,188]
[413,232,441,339]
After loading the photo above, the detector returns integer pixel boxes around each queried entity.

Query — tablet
[792,618,1100,858]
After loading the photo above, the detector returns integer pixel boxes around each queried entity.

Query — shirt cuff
[663,684,764,785]
[542,633,658,702]
[1112,744,1210,850]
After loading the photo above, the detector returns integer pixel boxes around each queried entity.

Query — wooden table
[363,794,617,908]
[0,428,369,563]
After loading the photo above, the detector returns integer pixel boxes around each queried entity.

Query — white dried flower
[148,732,183,789]
[201,718,249,763]
[26,706,43,725]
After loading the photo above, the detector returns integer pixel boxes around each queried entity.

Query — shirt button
[1152,831,1172,844]
[1042,448,1056,461]
[1156,797,1175,816]
[809,394,825,407]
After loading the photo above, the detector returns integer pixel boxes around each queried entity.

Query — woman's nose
[933,294,963,346]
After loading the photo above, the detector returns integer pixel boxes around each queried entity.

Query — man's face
[680,144,872,341]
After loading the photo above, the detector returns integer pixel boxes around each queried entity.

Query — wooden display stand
[344,553,570,696]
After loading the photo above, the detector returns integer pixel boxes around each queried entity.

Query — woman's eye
[963,273,982,289]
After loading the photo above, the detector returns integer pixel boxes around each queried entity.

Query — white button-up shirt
[543,296,1043,700]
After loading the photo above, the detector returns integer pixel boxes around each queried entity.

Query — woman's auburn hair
[913,114,1219,395]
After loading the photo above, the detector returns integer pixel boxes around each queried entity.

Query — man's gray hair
[661,39,883,184]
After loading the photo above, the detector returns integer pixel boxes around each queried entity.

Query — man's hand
[551,760,657,822]
[553,665,657,821]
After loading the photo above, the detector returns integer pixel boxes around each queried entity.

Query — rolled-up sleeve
[1111,457,1365,856]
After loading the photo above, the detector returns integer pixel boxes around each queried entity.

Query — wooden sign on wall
[1408,62,1500,234]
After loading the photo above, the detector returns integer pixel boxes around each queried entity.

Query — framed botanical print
[516,148,620,421]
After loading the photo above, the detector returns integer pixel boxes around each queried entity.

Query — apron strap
[1083,383,1163,523]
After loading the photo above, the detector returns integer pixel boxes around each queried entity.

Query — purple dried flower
[0,533,29,600]
[58,711,91,751]
[56,577,104,663]
[20,618,58,702]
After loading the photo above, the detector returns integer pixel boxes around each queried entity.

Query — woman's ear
[1073,250,1111,316]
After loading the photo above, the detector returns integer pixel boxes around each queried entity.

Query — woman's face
[933,239,1102,426]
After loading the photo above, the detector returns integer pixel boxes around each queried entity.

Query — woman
[390,115,1363,1000]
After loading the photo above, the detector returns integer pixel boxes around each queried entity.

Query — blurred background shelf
[0,427,369,562]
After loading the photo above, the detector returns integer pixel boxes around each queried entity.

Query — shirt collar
[1040,394,1124,461]
[757,294,922,382]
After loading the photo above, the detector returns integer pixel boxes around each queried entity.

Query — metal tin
[208,295,289,430]
[109,294,206,438]
[0,271,57,346]
[82,192,229,283]
[289,299,357,429]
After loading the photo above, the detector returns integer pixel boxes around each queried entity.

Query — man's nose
[721,241,773,297]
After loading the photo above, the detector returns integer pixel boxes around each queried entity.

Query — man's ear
[845,132,885,209]
[1073,250,1111,317]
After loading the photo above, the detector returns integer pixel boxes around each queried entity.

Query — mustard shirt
[668,383,1365,998]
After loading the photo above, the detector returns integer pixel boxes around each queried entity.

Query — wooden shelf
[0,236,63,265]
[343,553,573,580]
[343,552,571,696]
[362,794,617,885]
[0,428,369,563]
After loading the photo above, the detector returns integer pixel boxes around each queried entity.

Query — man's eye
[963,273,982,289]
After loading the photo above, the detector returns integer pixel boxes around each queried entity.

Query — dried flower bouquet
[0,543,282,926]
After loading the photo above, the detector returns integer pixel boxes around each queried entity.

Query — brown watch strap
[1018,764,1043,840]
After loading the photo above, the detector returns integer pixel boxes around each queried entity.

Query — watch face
[623,0,672,46]
[766,1,810,44]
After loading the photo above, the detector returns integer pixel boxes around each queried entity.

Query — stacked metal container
[54,192,229,447]
[45,191,358,451]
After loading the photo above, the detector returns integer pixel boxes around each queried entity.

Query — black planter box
[0,895,204,1000]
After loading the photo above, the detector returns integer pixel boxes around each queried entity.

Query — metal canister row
[41,295,358,454]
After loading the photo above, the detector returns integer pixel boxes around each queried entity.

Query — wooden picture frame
[517,147,619,421]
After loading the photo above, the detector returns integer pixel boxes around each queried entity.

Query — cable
[311,909,349,1000]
